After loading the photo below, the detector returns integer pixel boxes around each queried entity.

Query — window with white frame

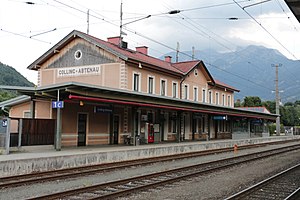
[202,89,206,103]
[228,95,231,107]
[148,76,154,94]
[184,84,189,100]
[193,86,198,101]
[208,90,212,104]
[215,92,219,105]
[222,94,225,106]
[133,73,140,92]
[23,111,31,118]
[161,79,166,96]
[172,82,178,98]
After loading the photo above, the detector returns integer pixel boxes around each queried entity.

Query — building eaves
[214,79,240,92]
[27,30,128,70]
[0,95,31,109]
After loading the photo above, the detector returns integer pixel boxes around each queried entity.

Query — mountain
[162,45,300,103]
[0,62,34,102]
[0,62,33,87]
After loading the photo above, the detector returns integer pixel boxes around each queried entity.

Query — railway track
[225,163,300,200]
[27,144,300,200]
[0,140,294,189]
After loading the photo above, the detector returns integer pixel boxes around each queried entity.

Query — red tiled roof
[81,32,183,74]
[238,107,271,114]
[172,60,200,74]
[28,30,238,93]
[214,79,239,92]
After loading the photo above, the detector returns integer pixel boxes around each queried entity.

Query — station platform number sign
[52,101,64,109]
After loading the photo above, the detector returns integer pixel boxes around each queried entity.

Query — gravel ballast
[0,142,299,199]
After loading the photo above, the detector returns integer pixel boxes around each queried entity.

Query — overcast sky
[0,0,299,84]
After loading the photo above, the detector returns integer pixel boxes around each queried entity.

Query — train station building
[0,30,277,151]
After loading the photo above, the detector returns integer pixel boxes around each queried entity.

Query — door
[113,115,119,144]
[77,113,87,146]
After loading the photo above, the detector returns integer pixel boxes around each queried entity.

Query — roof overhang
[27,30,128,70]
[285,0,300,23]
[0,82,277,120]
[0,95,31,109]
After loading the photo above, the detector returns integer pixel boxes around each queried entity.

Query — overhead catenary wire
[44,0,277,94]
[2,0,297,101]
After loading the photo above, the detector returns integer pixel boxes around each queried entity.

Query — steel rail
[27,144,300,200]
[0,140,294,189]
[225,163,300,200]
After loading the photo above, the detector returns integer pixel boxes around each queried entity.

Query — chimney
[165,56,172,63]
[136,46,148,55]
[107,36,122,46]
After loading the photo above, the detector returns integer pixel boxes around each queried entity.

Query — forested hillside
[0,62,34,102]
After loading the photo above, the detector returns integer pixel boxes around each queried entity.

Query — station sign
[52,101,64,109]
[94,106,113,113]
[213,115,228,120]
[57,65,100,78]
[2,119,7,127]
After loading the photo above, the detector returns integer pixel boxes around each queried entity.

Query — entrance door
[113,115,119,144]
[77,113,87,146]
[214,121,218,139]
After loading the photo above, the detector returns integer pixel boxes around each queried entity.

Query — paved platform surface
[0,136,299,177]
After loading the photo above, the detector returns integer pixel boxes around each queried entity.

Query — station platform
[0,136,299,178]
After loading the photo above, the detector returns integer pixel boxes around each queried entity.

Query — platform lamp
[79,101,84,106]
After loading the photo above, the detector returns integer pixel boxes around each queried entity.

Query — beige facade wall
[208,86,234,108]
[38,38,123,89]
[61,102,111,147]
[182,66,209,102]
[127,64,181,97]
[40,63,121,88]
[9,100,51,119]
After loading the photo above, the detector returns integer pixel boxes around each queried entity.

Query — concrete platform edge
[0,136,299,177]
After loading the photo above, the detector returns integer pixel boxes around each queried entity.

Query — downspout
[179,74,187,99]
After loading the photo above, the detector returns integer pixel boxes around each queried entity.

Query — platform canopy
[0,82,277,121]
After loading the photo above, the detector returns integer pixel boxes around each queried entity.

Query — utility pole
[119,0,123,47]
[272,64,282,136]
[176,42,180,62]
[87,9,90,34]
[192,46,195,60]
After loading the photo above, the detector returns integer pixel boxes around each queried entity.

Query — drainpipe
[179,75,186,99]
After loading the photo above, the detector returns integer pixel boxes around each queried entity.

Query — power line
[0,28,51,44]
[50,0,276,95]
[233,0,299,61]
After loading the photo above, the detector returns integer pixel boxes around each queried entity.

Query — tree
[262,101,276,114]
[243,96,262,107]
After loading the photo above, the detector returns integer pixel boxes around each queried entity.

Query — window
[208,91,212,104]
[184,85,188,100]
[194,69,198,76]
[202,89,206,103]
[23,111,31,118]
[193,87,198,101]
[172,82,178,98]
[161,79,166,96]
[172,118,177,133]
[133,73,140,91]
[148,77,154,94]
[216,92,219,105]
[228,95,231,107]
[222,94,225,106]
[74,49,82,60]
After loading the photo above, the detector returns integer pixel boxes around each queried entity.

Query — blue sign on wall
[213,115,227,120]
[2,119,7,127]
[52,101,64,109]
